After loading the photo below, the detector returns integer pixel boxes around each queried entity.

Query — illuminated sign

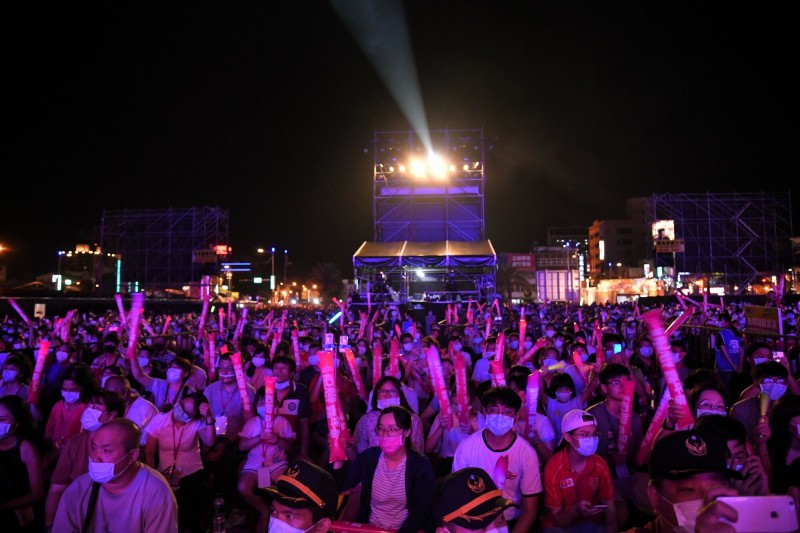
[507,254,536,271]
[221,262,251,272]
[214,244,231,256]
[193,249,218,263]
[654,239,685,253]
[652,220,676,241]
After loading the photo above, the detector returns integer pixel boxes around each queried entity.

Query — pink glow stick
[454,353,469,425]
[594,320,605,368]
[229,352,253,418]
[291,329,301,369]
[114,294,127,324]
[234,308,248,342]
[518,313,527,360]
[198,297,210,333]
[426,346,452,424]
[28,340,50,403]
[388,338,400,379]
[636,388,671,466]
[517,338,546,367]
[372,342,383,388]
[642,310,693,429]
[466,298,474,325]
[664,308,695,337]
[524,371,540,438]
[577,308,584,325]
[218,308,225,334]
[617,380,636,455]
[58,309,77,343]
[263,376,276,433]
[493,455,509,490]
[8,298,31,327]
[318,351,348,462]
[125,293,145,361]
[675,291,687,310]
[344,349,366,401]
[160,315,172,336]
[495,332,505,363]
[358,314,367,340]
[490,359,506,387]
[206,332,217,380]
[227,301,233,328]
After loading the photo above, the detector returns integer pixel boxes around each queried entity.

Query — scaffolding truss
[373,129,485,242]
[100,207,229,290]
[648,192,793,292]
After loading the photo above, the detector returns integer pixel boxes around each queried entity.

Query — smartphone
[773,351,785,361]
[717,495,798,532]
[593,504,608,509]
[612,343,623,355]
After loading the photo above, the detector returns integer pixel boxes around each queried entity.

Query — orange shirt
[44,401,86,448]
[542,447,614,528]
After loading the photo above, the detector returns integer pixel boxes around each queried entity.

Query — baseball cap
[255,460,339,518]
[649,429,733,480]
[433,468,515,529]
[561,409,597,436]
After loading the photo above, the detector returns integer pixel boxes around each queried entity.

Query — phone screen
[773,351,785,360]
[613,343,622,354]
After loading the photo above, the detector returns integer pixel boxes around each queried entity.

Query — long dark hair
[371,376,411,412]
[0,395,36,442]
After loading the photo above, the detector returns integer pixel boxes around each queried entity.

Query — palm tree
[309,261,343,302]
[496,263,533,302]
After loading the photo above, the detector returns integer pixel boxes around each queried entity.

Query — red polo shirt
[541,447,614,528]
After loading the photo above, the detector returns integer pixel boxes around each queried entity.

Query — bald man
[104,375,158,444]
[52,419,177,533]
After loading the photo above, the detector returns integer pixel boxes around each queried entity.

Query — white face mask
[485,414,515,436]
[0,423,12,438]
[56,351,70,363]
[357,346,367,355]
[275,380,291,390]
[137,357,150,368]
[695,408,726,418]
[268,515,318,533]
[760,382,787,402]
[88,450,134,484]
[523,341,533,350]
[2,369,18,383]
[62,391,80,404]
[251,356,265,368]
[81,407,104,431]
[659,493,704,533]
[574,436,599,457]
[376,397,400,410]
[403,342,414,352]
[166,368,183,383]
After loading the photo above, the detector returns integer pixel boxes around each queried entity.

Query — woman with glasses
[541,409,617,533]
[339,405,435,533]
[353,376,424,453]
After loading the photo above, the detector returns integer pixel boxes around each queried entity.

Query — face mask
[556,391,572,403]
[484,350,494,359]
[378,434,405,455]
[545,330,555,338]
[760,382,787,402]
[696,408,726,418]
[12,343,23,350]
[218,372,235,380]
[485,414,515,436]
[542,358,558,369]
[56,351,69,363]
[377,397,400,410]
[357,346,367,355]
[2,369,17,382]
[554,340,564,349]
[587,345,596,355]
[0,423,12,438]
[639,346,654,357]
[275,380,291,391]
[268,515,318,533]
[473,337,483,345]
[660,493,704,533]
[173,403,192,423]
[403,343,414,352]
[166,368,183,383]
[452,343,462,352]
[137,356,150,368]
[62,391,80,404]
[523,341,533,350]
[574,436,599,457]
[605,350,615,358]
[308,355,320,366]
[88,450,133,484]
[81,407,104,431]
[672,352,683,364]
[753,357,769,366]
[256,405,267,418]
[509,341,519,350]
[252,356,265,368]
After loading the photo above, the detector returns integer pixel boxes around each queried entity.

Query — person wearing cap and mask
[53,418,177,533]
[541,410,616,533]
[731,361,789,446]
[452,387,542,533]
[433,467,516,533]
[255,459,339,533]
[630,429,746,533]
[45,391,125,529]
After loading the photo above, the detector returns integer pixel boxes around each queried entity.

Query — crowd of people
[0,294,799,533]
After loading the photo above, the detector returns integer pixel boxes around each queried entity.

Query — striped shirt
[369,453,408,530]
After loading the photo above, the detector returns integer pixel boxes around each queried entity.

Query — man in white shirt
[104,376,158,445]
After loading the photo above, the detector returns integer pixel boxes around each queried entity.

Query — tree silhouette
[309,261,343,302]
[496,263,533,302]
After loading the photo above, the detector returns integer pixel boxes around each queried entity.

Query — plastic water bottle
[211,497,226,533]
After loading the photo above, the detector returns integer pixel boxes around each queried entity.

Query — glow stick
[366,281,372,317]
[291,329,301,369]
[227,301,233,328]
[594,320,605,368]
[318,351,348,462]
[336,397,353,445]
[454,352,469,425]
[490,359,506,387]
[636,388,671,466]
[518,313,527,360]
[161,315,172,336]
[141,320,155,337]
[703,288,708,316]
[358,314,367,340]
[59,309,77,343]
[523,372,540,439]
[664,308,694,337]
[114,294,127,324]
[7,298,31,327]
[27,340,50,403]
[388,337,400,379]
[263,376,276,433]
[234,308,248,342]
[372,341,383,388]
[218,308,225,335]
[572,351,588,384]
[759,392,770,420]
[125,293,145,361]
[229,352,253,418]
[675,291,687,310]
[198,296,210,333]
[466,298,474,325]
[426,346,452,424]
[617,380,636,455]
[344,349,367,401]
[495,332,505,363]
[578,308,584,325]
[484,314,492,339]
[493,454,509,490]
[204,333,215,377]
[517,338,546,366]
[642,310,694,429]
[270,330,280,359]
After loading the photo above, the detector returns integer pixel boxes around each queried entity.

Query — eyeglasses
[572,431,599,439]
[606,379,624,387]
[377,389,400,398]
[761,378,787,385]
[697,401,726,410]
[485,407,517,417]
[375,426,404,437]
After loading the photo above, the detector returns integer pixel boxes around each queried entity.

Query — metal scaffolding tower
[373,129,485,242]
[646,192,793,293]
[100,206,229,290]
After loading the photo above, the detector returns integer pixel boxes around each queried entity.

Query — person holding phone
[541,410,617,533]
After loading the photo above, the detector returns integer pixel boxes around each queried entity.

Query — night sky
[4,3,796,282]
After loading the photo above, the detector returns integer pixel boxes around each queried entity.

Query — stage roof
[353,240,496,268]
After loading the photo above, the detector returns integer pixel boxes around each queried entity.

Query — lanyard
[170,417,187,468]
[218,384,237,416]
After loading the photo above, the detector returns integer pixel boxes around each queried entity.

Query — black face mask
[104,345,117,353]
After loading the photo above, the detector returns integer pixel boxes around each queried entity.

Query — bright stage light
[428,153,447,179]
[398,164,407,173]
[409,158,427,178]
[463,164,470,171]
